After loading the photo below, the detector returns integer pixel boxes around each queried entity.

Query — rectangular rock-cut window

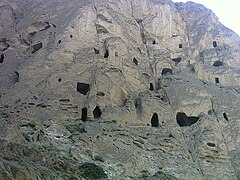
[179,44,183,48]
[215,77,219,84]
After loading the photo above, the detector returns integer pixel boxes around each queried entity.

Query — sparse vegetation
[79,163,107,179]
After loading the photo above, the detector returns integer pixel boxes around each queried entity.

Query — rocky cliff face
[1,0,240,179]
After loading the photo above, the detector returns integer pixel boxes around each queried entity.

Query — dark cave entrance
[81,107,88,121]
[161,68,173,75]
[151,113,159,127]
[94,48,99,54]
[31,42,42,54]
[213,41,217,47]
[213,61,223,67]
[149,83,154,91]
[104,49,109,58]
[133,57,138,65]
[77,82,90,95]
[172,57,182,66]
[215,77,219,84]
[0,54,4,63]
[179,44,183,48]
[223,113,228,121]
[93,106,102,119]
[176,112,199,127]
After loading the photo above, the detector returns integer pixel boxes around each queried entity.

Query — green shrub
[79,163,107,179]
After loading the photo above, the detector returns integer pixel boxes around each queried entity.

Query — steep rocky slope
[0,0,240,179]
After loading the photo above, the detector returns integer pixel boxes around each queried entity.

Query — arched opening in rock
[81,107,88,121]
[213,41,217,47]
[31,42,42,54]
[94,48,99,54]
[215,77,219,84]
[0,54,4,63]
[58,78,62,82]
[223,113,228,121]
[104,49,109,58]
[93,106,102,119]
[151,113,159,127]
[70,35,73,38]
[77,82,90,95]
[149,83,154,91]
[58,40,61,44]
[172,57,182,66]
[152,40,156,45]
[161,68,173,75]
[213,61,222,67]
[179,44,183,48]
[133,57,138,65]
[176,112,199,127]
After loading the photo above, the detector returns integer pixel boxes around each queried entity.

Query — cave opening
[215,77,219,84]
[179,44,183,48]
[93,106,102,119]
[213,41,217,47]
[77,82,90,95]
[223,113,228,121]
[133,57,138,65]
[151,113,159,127]
[152,40,156,45]
[0,54,4,63]
[31,42,42,54]
[172,57,182,66]
[161,68,173,75]
[94,48,99,54]
[176,112,199,127]
[104,49,109,58]
[213,61,222,67]
[149,83,154,91]
[81,107,88,121]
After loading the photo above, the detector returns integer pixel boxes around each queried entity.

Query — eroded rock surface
[0,0,240,179]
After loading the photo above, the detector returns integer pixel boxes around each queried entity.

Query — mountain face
[1,0,240,179]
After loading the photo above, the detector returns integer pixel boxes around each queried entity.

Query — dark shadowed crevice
[77,82,90,95]
[81,107,88,121]
[151,113,159,127]
[14,71,19,83]
[93,106,102,119]
[161,68,173,75]
[176,112,199,127]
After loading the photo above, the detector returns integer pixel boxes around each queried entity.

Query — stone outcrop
[0,0,240,179]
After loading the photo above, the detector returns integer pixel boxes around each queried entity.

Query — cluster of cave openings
[77,82,90,95]
[161,68,173,76]
[179,44,183,48]
[151,113,159,127]
[93,106,102,119]
[0,54,4,63]
[215,77,219,84]
[176,112,200,127]
[133,57,138,65]
[223,112,228,121]
[81,107,88,121]
[213,41,217,47]
[104,49,109,58]
[149,83,154,91]
[213,61,222,67]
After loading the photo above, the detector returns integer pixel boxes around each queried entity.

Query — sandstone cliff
[0,0,240,179]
